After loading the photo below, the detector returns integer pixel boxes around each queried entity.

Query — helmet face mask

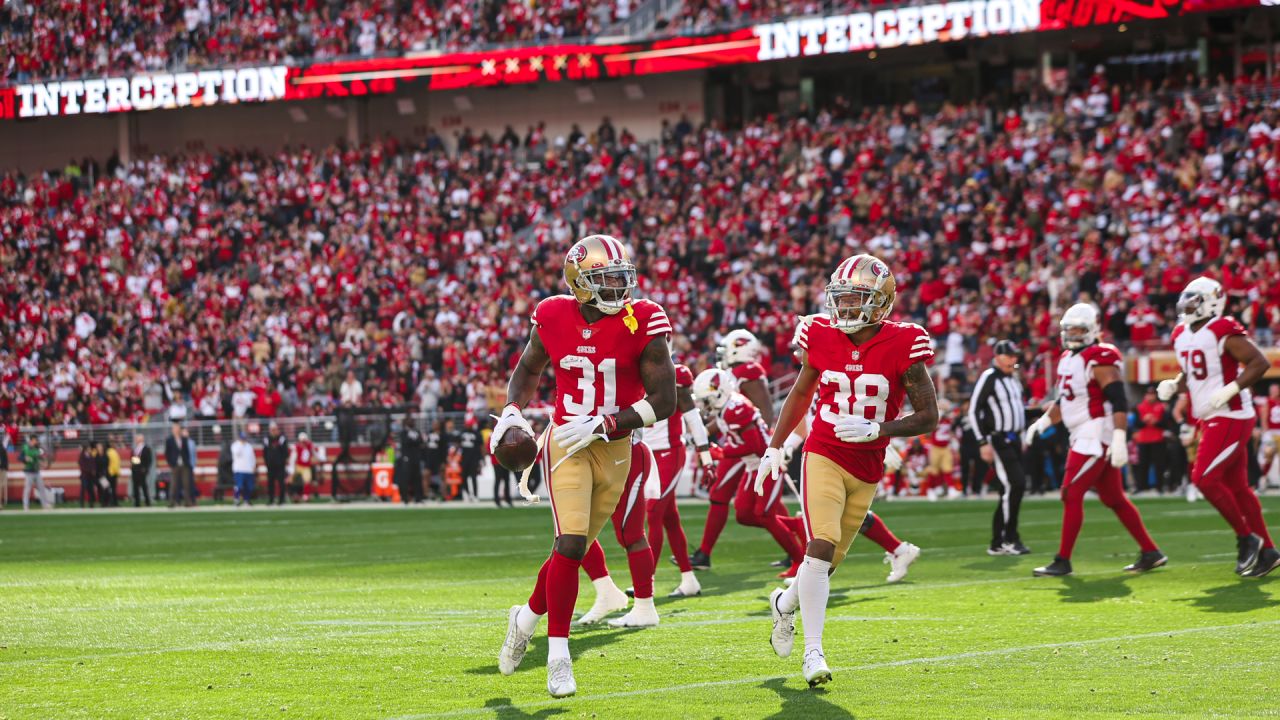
[564,235,637,315]
[826,285,891,333]
[1176,278,1224,327]
[825,255,896,334]
[1059,303,1100,350]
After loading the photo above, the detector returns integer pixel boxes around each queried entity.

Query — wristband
[504,402,522,412]
[603,415,619,435]
[698,449,714,467]
[632,398,657,426]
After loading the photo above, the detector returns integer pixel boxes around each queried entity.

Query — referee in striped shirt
[969,340,1030,556]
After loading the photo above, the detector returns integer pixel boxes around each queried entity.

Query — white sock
[515,604,543,635]
[547,636,570,661]
[592,576,620,596]
[680,571,697,585]
[632,596,655,613]
[797,556,831,653]
[778,581,800,613]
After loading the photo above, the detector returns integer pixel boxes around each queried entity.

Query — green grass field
[2,496,1278,719]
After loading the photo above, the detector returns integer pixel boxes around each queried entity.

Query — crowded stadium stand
[4,0,1280,503]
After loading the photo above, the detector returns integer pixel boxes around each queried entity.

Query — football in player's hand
[494,427,538,472]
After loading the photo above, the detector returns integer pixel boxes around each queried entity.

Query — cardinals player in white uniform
[1160,278,1278,577]
[493,235,676,697]
[760,254,939,687]
[1025,304,1166,578]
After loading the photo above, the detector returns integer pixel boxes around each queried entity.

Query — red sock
[663,507,692,572]
[527,555,552,615]
[627,548,655,599]
[1109,496,1159,553]
[545,551,581,638]
[1058,498,1085,559]
[580,540,608,581]
[699,502,730,556]
[1232,486,1275,548]
[646,499,667,565]
[777,514,805,537]
[1198,482,1252,537]
[763,514,805,562]
[861,512,902,553]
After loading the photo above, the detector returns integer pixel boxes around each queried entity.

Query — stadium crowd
[3,70,1280,433]
[0,0,898,85]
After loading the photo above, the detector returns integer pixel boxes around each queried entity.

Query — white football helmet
[1060,303,1100,350]
[692,368,737,415]
[1176,277,1226,327]
[717,329,763,369]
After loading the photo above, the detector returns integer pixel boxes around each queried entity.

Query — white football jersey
[1171,316,1255,421]
[640,418,673,451]
[1055,343,1123,435]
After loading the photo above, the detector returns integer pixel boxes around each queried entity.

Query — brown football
[494,427,538,472]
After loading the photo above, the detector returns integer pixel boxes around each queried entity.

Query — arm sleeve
[682,408,709,448]
[968,369,994,441]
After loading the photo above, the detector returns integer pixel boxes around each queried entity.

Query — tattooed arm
[877,361,939,438]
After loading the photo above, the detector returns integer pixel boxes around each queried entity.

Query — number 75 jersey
[532,295,672,434]
[796,315,933,462]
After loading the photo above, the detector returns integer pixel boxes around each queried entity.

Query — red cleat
[778,560,802,579]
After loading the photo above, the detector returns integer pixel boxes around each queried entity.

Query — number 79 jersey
[1171,316,1255,421]
[796,315,933,475]
[532,295,672,434]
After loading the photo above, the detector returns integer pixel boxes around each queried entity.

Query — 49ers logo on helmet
[870,261,889,278]
[566,243,587,264]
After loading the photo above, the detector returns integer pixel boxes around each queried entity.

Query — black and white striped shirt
[968,367,1026,441]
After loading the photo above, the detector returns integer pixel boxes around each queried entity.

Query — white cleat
[769,587,796,658]
[498,605,533,676]
[576,581,630,624]
[546,658,576,698]
[668,572,701,598]
[802,648,832,688]
[607,597,659,628]
[783,576,796,587]
[1186,483,1200,503]
[884,542,921,583]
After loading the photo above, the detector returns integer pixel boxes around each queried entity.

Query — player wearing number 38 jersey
[491,234,677,698]
[758,254,940,689]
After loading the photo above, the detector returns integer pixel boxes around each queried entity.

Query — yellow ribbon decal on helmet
[623,303,638,334]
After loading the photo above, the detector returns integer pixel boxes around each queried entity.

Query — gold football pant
[544,433,633,543]
[801,451,878,569]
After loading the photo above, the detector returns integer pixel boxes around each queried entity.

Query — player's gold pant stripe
[801,451,878,569]
[545,433,632,543]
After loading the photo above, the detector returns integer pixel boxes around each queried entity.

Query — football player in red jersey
[760,254,939,687]
[573,438,664,626]
[645,361,711,598]
[492,235,676,698]
[1158,278,1277,576]
[693,368,806,577]
[1025,304,1165,578]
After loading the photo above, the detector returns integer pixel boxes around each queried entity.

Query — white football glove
[1023,413,1052,446]
[1108,428,1128,469]
[884,444,903,473]
[833,415,880,443]
[753,447,783,494]
[1156,376,1181,402]
[1207,381,1241,412]
[553,414,609,456]
[781,432,805,464]
[488,404,535,454]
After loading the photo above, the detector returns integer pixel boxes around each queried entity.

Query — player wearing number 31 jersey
[758,254,940,688]
[1162,277,1278,577]
[492,234,677,698]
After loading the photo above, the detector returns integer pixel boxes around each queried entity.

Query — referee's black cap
[994,340,1019,357]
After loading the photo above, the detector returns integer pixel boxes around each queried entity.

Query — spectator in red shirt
[1133,387,1169,494]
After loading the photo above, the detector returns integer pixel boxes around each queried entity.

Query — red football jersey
[714,392,768,459]
[532,295,671,432]
[641,363,693,451]
[731,361,767,384]
[796,316,934,477]
[1266,398,1280,431]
